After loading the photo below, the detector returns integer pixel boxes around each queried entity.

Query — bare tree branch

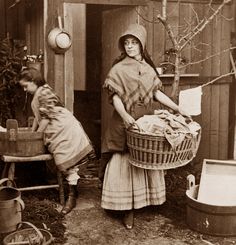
[182,46,236,68]
[180,0,231,51]
[202,71,234,88]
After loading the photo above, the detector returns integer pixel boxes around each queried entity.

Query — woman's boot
[61,185,78,215]
[123,210,134,230]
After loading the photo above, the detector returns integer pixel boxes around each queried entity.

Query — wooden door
[101,6,139,143]
[63,3,86,112]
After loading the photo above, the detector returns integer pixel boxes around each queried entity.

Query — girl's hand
[122,113,136,129]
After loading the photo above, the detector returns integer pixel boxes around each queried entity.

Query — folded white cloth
[179,86,202,116]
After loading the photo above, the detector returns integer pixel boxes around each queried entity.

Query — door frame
[44,0,149,112]
[63,0,148,5]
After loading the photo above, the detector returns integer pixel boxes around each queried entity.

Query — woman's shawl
[103,56,162,113]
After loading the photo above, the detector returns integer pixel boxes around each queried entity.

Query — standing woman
[100,24,188,229]
[19,68,96,215]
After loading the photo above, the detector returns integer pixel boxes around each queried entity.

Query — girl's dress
[101,56,166,210]
[31,84,94,172]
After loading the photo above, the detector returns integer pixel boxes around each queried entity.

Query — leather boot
[61,185,78,215]
[123,210,134,230]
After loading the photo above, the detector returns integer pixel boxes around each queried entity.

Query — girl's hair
[19,68,46,87]
[113,37,159,77]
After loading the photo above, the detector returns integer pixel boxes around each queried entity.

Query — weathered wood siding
[0,0,26,39]
[0,0,44,59]
[25,0,44,58]
[141,1,233,161]
[0,0,234,164]
[161,77,230,161]
[145,1,231,76]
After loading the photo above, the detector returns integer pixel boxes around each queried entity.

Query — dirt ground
[2,165,236,245]
[62,170,236,245]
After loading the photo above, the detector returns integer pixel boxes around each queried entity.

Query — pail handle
[187,174,195,191]
[0,178,16,188]
[15,196,25,211]
[17,222,44,244]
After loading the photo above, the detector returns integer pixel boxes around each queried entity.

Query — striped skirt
[101,153,166,210]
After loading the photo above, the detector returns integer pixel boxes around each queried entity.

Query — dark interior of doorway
[73,4,103,158]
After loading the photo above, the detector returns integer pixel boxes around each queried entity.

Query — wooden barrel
[0,119,46,157]
[186,175,236,236]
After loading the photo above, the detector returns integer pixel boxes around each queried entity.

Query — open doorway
[65,3,139,158]
[72,4,103,157]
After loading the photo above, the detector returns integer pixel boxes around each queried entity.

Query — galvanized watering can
[0,178,25,233]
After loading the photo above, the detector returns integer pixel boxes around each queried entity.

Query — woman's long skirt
[101,153,166,210]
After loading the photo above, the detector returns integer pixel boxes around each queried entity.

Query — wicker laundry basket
[126,128,201,170]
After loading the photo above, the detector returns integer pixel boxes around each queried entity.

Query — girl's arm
[154,90,189,116]
[31,118,38,132]
[112,94,135,128]
[37,118,50,132]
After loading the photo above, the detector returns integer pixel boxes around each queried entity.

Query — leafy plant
[0,38,24,127]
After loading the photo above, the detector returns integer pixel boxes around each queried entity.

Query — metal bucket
[186,175,236,236]
[0,178,25,233]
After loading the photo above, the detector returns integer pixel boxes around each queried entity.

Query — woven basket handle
[17,222,44,244]
[192,128,202,156]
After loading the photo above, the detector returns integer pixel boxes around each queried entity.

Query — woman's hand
[112,94,136,128]
[122,113,136,129]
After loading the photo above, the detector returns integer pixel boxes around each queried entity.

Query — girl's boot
[61,184,78,215]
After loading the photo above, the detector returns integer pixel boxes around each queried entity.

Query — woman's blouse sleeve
[38,86,62,119]
[153,76,163,93]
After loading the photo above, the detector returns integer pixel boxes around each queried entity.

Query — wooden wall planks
[162,77,231,161]
[0,0,234,161]
[148,1,232,77]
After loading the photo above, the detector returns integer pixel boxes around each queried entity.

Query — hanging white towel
[179,86,202,116]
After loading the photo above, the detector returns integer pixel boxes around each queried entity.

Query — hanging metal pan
[48,16,72,54]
